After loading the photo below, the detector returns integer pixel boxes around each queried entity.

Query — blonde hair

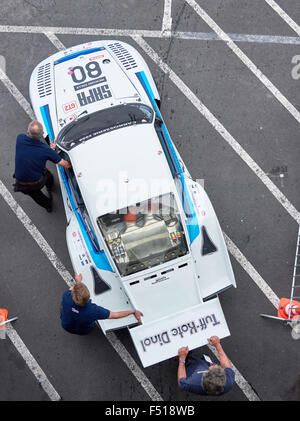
[71,283,90,306]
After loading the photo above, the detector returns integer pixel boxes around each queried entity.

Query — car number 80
[71,61,102,84]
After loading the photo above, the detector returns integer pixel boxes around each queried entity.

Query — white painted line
[172,31,300,45]
[162,0,173,33]
[106,332,163,401]
[185,0,300,126]
[43,32,65,51]
[0,25,162,38]
[264,0,300,37]
[0,67,35,120]
[0,182,163,401]
[224,233,279,309]
[0,181,74,288]
[207,344,260,401]
[132,35,300,225]
[1,24,300,45]
[5,322,61,401]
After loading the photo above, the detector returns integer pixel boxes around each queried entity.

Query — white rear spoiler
[129,297,230,367]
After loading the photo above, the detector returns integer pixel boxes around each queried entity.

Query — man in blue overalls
[14,121,71,212]
[178,336,235,396]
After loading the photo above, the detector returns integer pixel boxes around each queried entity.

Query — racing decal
[72,230,91,266]
[73,77,107,92]
[71,61,102,84]
[63,101,78,113]
[130,298,230,367]
[40,104,54,142]
[140,314,221,352]
[68,61,113,106]
[54,47,105,65]
[77,85,112,107]
[89,54,104,61]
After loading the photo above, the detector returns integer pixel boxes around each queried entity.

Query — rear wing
[129,297,230,367]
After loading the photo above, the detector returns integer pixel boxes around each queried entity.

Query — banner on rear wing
[129,297,230,367]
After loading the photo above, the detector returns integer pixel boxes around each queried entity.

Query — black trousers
[14,169,54,210]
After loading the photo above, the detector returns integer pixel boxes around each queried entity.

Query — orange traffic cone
[0,308,8,327]
[277,298,300,320]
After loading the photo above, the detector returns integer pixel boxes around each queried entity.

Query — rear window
[57,103,154,150]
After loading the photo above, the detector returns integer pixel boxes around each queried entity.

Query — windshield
[97,193,188,276]
[57,103,154,150]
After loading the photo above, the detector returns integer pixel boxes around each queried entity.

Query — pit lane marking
[1,24,300,45]
[5,323,61,401]
[162,0,173,34]
[185,0,300,126]
[264,0,300,37]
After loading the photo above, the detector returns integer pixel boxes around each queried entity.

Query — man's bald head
[27,121,43,140]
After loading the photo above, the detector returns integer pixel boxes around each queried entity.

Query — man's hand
[208,336,221,347]
[50,139,57,150]
[208,336,231,368]
[178,346,189,361]
[58,158,72,169]
[133,310,143,323]
[74,273,82,283]
[177,346,188,385]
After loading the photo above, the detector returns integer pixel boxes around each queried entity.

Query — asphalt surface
[0,0,300,403]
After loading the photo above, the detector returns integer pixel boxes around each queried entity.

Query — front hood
[54,47,140,129]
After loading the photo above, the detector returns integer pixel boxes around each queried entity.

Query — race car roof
[54,47,144,129]
[69,123,177,221]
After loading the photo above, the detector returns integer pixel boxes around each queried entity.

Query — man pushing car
[60,273,143,335]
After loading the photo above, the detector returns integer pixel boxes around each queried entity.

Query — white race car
[30,40,236,367]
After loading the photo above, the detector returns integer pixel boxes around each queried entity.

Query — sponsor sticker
[63,101,78,114]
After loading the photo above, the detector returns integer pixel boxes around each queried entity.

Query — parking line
[5,323,61,401]
[43,31,65,51]
[132,35,300,226]
[264,0,300,37]
[185,0,300,126]
[1,25,300,45]
[162,0,173,33]
[224,233,279,309]
[0,68,35,120]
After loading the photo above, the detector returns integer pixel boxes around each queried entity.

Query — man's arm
[49,139,72,169]
[57,158,71,169]
[109,309,143,323]
[208,336,231,368]
[177,346,189,385]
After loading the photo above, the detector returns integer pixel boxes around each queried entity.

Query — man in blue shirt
[177,336,235,396]
[61,273,143,335]
[14,121,71,212]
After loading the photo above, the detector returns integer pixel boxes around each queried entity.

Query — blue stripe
[54,47,105,64]
[136,71,200,243]
[40,105,54,140]
[40,105,113,272]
